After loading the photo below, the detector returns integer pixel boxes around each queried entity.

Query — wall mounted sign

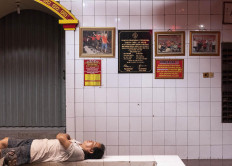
[223,2,232,24]
[155,59,184,79]
[118,30,153,73]
[84,60,101,86]
[155,31,185,56]
[189,31,220,56]
[79,27,115,58]
[34,0,78,30]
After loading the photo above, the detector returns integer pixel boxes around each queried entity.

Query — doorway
[0,10,65,127]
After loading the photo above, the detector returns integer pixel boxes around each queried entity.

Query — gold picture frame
[155,31,185,56]
[189,31,220,56]
[79,27,115,58]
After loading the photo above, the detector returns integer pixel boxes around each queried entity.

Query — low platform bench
[24,155,185,166]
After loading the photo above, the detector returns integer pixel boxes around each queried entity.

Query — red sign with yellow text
[84,60,101,86]
[155,59,184,79]
[36,0,74,20]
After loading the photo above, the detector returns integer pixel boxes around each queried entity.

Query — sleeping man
[0,133,105,166]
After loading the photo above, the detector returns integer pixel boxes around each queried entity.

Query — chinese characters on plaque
[118,30,153,73]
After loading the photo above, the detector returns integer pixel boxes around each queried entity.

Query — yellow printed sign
[84,60,101,86]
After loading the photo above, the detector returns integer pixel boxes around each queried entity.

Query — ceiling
[0,0,59,19]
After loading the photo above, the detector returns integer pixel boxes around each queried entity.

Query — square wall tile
[83,16,94,26]
[130,16,141,29]
[165,1,175,14]
[200,117,210,131]
[200,131,210,145]
[95,88,107,102]
[141,1,152,16]
[211,145,222,159]
[107,74,118,87]
[119,132,129,145]
[130,117,142,131]
[106,1,117,15]
[165,15,176,30]
[95,16,106,27]
[165,131,176,145]
[153,15,165,30]
[153,131,165,145]
[188,88,200,102]
[200,102,210,117]
[142,88,153,102]
[188,146,200,159]
[176,1,187,14]
[107,117,119,131]
[200,146,211,159]
[165,117,176,130]
[176,131,187,145]
[142,117,153,131]
[130,1,140,15]
[95,1,106,15]
[141,16,153,29]
[176,15,187,30]
[107,103,118,116]
[119,103,130,116]
[84,117,95,131]
[130,132,142,145]
[84,88,95,102]
[83,0,94,15]
[95,103,107,116]
[142,103,153,117]
[107,132,119,145]
[119,117,130,131]
[96,117,107,131]
[188,131,199,145]
[142,132,153,145]
[130,88,142,102]
[188,102,200,117]
[165,103,176,116]
[142,74,153,87]
[177,102,188,117]
[84,102,95,116]
[119,74,130,87]
[119,88,130,102]
[130,103,142,116]
[153,88,164,102]
[118,1,129,15]
[188,117,200,130]
[153,117,165,131]
[176,117,187,130]
[188,15,199,30]
[118,16,130,29]
[107,88,118,102]
[199,1,210,14]
[153,1,164,15]
[188,1,198,14]
[211,131,222,145]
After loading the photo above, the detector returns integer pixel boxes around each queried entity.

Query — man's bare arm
[56,133,71,150]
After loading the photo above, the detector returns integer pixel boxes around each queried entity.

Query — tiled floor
[182,160,232,166]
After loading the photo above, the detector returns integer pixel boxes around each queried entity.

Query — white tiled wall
[62,0,232,159]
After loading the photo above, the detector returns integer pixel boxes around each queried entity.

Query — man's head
[80,140,105,159]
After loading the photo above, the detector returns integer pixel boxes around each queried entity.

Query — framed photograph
[79,27,115,58]
[223,2,232,24]
[189,31,220,56]
[155,31,185,56]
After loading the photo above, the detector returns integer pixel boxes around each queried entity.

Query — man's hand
[56,133,71,150]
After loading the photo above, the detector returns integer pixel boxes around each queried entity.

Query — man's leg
[0,137,9,149]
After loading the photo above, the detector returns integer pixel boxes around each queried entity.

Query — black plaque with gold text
[118,30,153,73]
